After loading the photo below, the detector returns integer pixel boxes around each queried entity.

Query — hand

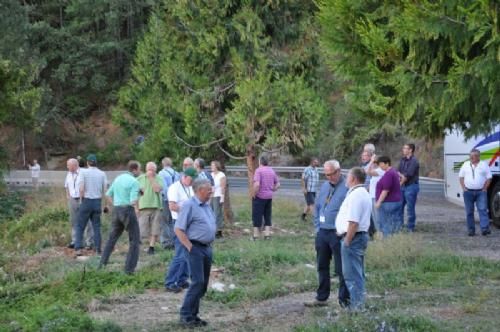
[146,170,155,178]
[344,241,351,247]
[187,243,193,252]
[375,202,381,209]
[371,154,377,163]
[103,206,109,214]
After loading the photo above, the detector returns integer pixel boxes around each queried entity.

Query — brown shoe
[304,299,328,307]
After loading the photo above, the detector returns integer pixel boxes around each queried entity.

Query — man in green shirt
[100,160,141,274]
[137,161,164,255]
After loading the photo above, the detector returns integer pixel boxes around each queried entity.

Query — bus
[444,127,500,226]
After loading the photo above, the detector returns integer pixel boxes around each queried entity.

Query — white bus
[444,127,500,226]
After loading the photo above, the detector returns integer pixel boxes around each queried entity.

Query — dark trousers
[252,197,272,227]
[100,206,140,274]
[315,228,350,305]
[180,243,212,321]
[76,198,102,252]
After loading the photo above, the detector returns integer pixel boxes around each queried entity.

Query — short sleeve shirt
[65,170,80,198]
[212,172,226,198]
[336,185,372,234]
[167,180,194,220]
[106,172,140,206]
[30,164,40,178]
[376,168,402,202]
[254,166,279,199]
[137,174,164,209]
[458,161,492,190]
[175,196,216,244]
[78,167,107,199]
[302,166,319,193]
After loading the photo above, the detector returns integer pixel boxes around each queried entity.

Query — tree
[116,0,327,191]
[318,0,500,138]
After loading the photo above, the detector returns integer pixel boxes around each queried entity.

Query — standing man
[75,154,108,256]
[164,167,198,292]
[159,157,179,249]
[65,158,81,248]
[182,157,194,171]
[305,160,350,307]
[459,149,492,236]
[137,162,163,255]
[29,159,41,190]
[176,179,216,327]
[360,145,377,237]
[100,161,141,274]
[194,158,214,185]
[301,157,319,222]
[336,167,372,311]
[398,143,420,232]
[252,156,280,240]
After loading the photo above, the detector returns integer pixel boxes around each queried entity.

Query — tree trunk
[222,183,234,224]
[246,143,258,198]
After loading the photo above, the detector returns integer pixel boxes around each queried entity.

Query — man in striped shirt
[75,154,108,256]
[301,157,319,222]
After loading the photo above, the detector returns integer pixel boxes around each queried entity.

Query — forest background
[0,0,498,177]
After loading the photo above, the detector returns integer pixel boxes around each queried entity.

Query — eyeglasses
[325,169,340,177]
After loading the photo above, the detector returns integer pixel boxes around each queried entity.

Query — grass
[2,189,500,331]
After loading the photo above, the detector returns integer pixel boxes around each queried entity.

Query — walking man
[305,160,350,307]
[398,143,420,231]
[301,157,319,222]
[75,154,107,256]
[137,161,163,255]
[100,161,141,274]
[176,179,216,327]
[336,167,372,311]
[164,167,198,292]
[252,156,280,240]
[459,149,492,236]
[159,157,179,249]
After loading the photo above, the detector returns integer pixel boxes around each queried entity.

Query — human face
[182,175,193,186]
[312,159,319,167]
[361,152,370,163]
[183,159,193,171]
[211,162,217,173]
[402,145,412,157]
[346,172,355,188]
[67,161,76,172]
[470,152,480,164]
[324,165,341,184]
[378,161,389,171]
[197,185,213,203]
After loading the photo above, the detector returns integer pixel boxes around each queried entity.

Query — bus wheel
[490,181,500,227]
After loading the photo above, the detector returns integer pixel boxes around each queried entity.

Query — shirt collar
[193,195,207,206]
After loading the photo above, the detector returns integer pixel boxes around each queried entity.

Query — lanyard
[323,184,336,212]
[470,161,477,180]
[181,184,192,198]
[347,184,364,197]
[71,171,79,194]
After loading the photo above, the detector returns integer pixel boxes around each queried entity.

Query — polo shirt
[336,185,372,235]
[167,180,194,220]
[78,167,107,199]
[254,166,279,199]
[65,170,80,198]
[458,160,492,190]
[106,172,140,206]
[175,196,216,244]
[137,174,163,209]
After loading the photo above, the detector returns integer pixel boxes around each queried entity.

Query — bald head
[67,158,78,172]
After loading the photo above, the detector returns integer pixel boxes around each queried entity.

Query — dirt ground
[85,195,500,331]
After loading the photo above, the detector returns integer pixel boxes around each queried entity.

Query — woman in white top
[366,155,385,231]
[211,160,227,237]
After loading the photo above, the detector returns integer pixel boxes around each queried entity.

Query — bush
[0,190,26,223]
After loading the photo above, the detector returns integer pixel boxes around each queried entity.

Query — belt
[339,231,367,239]
[190,240,211,247]
[71,197,80,200]
[319,228,336,232]
[466,188,483,191]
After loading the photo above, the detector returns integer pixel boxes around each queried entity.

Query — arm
[483,179,491,192]
[148,173,162,193]
[343,221,359,247]
[253,182,260,198]
[301,171,307,194]
[459,177,466,191]
[273,173,280,192]
[313,196,321,232]
[375,190,389,209]
[175,228,193,252]
[169,201,179,212]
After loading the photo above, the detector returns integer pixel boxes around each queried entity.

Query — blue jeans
[341,232,369,310]
[401,183,419,231]
[160,200,175,248]
[180,244,212,321]
[463,190,490,232]
[315,229,350,305]
[165,234,189,288]
[378,201,403,237]
[76,198,102,252]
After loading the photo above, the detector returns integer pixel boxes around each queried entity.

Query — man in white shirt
[75,154,108,256]
[29,159,41,190]
[459,149,492,236]
[164,167,197,292]
[336,167,372,311]
[65,158,81,248]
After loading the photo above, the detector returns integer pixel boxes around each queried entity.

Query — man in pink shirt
[252,156,280,240]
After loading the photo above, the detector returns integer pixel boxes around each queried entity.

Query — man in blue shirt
[397,143,420,232]
[305,160,350,307]
[99,161,141,274]
[175,179,216,327]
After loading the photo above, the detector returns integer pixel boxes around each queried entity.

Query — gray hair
[146,161,157,171]
[192,178,212,192]
[162,157,172,167]
[349,167,366,184]
[364,143,375,155]
[470,148,481,156]
[194,158,205,169]
[324,159,341,170]
[67,158,78,167]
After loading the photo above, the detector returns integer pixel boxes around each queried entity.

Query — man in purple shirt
[252,156,280,240]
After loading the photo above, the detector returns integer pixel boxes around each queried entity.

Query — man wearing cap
[164,167,197,292]
[176,178,216,327]
[75,154,108,256]
[100,161,141,274]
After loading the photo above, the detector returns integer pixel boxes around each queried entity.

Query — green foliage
[318,0,500,138]
[116,0,327,160]
[0,191,26,223]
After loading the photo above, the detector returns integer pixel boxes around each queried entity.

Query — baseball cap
[86,154,97,162]
[183,167,198,179]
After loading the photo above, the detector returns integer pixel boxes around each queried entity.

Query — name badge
[319,215,326,223]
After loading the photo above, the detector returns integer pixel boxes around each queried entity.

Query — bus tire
[489,181,500,227]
